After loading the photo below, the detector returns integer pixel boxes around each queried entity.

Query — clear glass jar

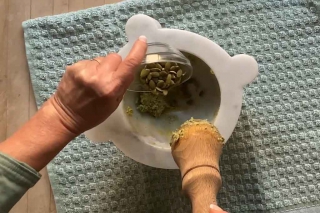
[128,42,193,92]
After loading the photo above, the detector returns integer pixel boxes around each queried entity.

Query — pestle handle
[171,120,224,213]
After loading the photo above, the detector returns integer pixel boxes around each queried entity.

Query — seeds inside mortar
[139,62,185,96]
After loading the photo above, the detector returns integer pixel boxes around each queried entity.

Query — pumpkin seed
[170,80,175,85]
[155,87,169,96]
[147,63,156,69]
[157,80,165,88]
[151,72,160,77]
[169,71,177,75]
[147,73,152,80]
[140,69,150,78]
[166,74,172,84]
[149,80,156,90]
[170,66,180,71]
[156,63,163,69]
[160,71,168,77]
[151,68,161,72]
[165,62,171,71]
[176,69,183,78]
[151,89,157,95]
[159,62,166,67]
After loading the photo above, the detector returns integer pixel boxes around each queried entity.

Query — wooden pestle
[171,119,224,213]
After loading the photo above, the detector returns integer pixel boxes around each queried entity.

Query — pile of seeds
[140,62,184,96]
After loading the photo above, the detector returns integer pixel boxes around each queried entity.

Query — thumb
[209,204,228,213]
[115,35,148,87]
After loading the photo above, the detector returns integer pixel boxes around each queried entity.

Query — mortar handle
[171,121,225,213]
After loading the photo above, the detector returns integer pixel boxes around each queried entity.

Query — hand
[209,204,228,213]
[48,36,148,135]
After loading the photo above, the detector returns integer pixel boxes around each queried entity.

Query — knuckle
[123,57,140,69]
[84,75,99,87]
[108,53,122,61]
[74,69,87,82]
[103,79,123,98]
[67,60,88,73]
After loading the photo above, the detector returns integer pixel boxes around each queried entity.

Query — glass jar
[128,42,193,92]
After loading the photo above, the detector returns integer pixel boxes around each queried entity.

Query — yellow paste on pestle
[170,118,225,147]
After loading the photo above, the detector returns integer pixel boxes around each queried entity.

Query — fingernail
[139,35,147,43]
[210,204,221,210]
[210,204,227,212]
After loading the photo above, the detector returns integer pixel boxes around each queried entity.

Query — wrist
[0,100,77,171]
[38,100,78,140]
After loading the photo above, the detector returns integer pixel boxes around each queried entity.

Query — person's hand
[48,36,148,135]
[209,204,228,213]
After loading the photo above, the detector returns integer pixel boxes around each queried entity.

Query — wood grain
[7,0,31,212]
[84,0,105,8]
[54,0,68,14]
[0,0,8,142]
[27,0,54,210]
[1,0,122,212]
[68,0,84,11]
[105,0,122,4]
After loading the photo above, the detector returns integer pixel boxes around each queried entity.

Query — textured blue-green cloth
[23,0,320,212]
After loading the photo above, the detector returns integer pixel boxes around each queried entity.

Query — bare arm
[0,37,147,171]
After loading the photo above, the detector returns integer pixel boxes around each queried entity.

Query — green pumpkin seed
[157,80,165,88]
[159,62,166,67]
[151,68,161,72]
[149,80,156,90]
[147,73,152,80]
[153,78,159,83]
[151,89,157,95]
[155,87,169,96]
[165,62,171,71]
[140,69,150,78]
[170,80,175,85]
[151,72,160,77]
[156,63,163,69]
[176,69,183,78]
[146,63,156,69]
[170,66,180,71]
[166,74,172,84]
[160,71,168,77]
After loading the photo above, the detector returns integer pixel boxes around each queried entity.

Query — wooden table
[0,0,121,212]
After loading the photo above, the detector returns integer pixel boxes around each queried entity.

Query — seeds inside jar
[139,62,185,95]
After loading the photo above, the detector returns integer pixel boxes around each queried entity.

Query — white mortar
[85,14,258,169]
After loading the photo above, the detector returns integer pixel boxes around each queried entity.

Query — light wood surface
[0,0,122,212]
[171,121,224,213]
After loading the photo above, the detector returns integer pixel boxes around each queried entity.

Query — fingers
[97,54,122,72]
[114,35,148,87]
[209,204,227,213]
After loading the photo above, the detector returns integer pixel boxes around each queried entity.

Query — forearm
[0,101,76,171]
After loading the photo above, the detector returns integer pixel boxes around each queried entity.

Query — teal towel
[23,0,320,212]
